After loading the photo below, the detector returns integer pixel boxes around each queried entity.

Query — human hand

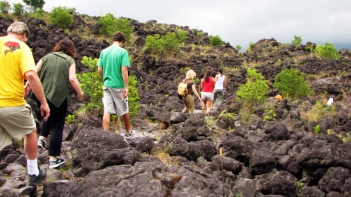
[40,103,50,121]
[123,88,129,99]
[77,92,84,100]
[24,84,31,97]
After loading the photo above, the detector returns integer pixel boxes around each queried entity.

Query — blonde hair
[185,69,196,80]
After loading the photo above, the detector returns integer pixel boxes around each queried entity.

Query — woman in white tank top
[213,69,227,106]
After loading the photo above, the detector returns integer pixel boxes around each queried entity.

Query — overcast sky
[7,0,351,50]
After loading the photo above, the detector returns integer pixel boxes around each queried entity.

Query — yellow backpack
[178,81,188,96]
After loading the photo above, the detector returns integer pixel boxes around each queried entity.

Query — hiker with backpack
[213,68,227,107]
[200,69,215,113]
[180,69,203,113]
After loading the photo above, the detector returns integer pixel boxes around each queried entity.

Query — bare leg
[122,113,131,133]
[102,113,111,131]
[202,100,207,113]
[24,130,38,159]
[206,101,213,113]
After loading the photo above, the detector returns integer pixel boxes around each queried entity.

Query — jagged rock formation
[1,13,351,196]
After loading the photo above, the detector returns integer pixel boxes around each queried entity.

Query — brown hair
[113,31,125,43]
[204,69,211,82]
[52,37,76,58]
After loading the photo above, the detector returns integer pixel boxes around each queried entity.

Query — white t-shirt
[214,75,225,90]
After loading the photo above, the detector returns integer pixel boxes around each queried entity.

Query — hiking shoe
[28,168,46,186]
[49,158,65,169]
[125,130,134,138]
[38,139,45,149]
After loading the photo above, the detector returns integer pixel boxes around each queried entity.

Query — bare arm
[121,66,129,98]
[25,70,50,121]
[191,84,202,102]
[69,63,84,100]
[98,66,103,79]
[24,58,43,96]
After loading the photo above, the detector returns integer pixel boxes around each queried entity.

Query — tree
[236,68,269,107]
[22,0,45,11]
[0,0,11,14]
[177,29,188,44]
[145,34,163,55]
[98,13,133,42]
[273,68,313,99]
[161,32,179,56]
[49,6,73,28]
[13,3,25,16]
[210,35,222,46]
[292,35,302,46]
[316,42,340,60]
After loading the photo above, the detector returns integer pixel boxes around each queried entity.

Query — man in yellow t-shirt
[0,22,50,186]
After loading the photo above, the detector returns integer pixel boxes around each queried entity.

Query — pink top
[202,77,215,92]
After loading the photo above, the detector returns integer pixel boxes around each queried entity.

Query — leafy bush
[316,42,340,60]
[292,35,302,46]
[210,35,222,46]
[98,13,133,42]
[145,34,163,55]
[0,0,10,14]
[81,56,98,71]
[49,6,73,28]
[162,32,179,56]
[273,68,313,99]
[236,68,269,107]
[23,0,44,11]
[13,3,25,16]
[177,29,188,44]
[235,45,242,52]
[128,75,140,118]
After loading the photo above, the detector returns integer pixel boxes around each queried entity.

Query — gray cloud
[8,0,351,50]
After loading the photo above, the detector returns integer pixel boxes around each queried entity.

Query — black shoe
[28,169,46,186]
[49,158,65,169]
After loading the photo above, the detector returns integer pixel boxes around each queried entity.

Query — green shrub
[145,34,163,55]
[161,32,179,56]
[128,75,140,118]
[0,0,10,14]
[177,29,188,44]
[81,56,98,71]
[13,3,25,16]
[49,6,73,28]
[316,42,340,60]
[273,68,313,99]
[292,35,302,46]
[98,13,133,42]
[235,45,242,52]
[236,68,269,107]
[23,0,44,12]
[210,35,222,46]
[313,124,321,135]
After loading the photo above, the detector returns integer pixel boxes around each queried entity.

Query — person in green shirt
[97,31,134,137]
[28,38,84,169]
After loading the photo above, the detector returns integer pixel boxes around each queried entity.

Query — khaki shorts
[201,92,214,101]
[0,104,36,150]
[103,87,129,116]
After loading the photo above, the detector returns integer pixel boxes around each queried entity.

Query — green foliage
[162,32,179,56]
[247,42,255,52]
[13,3,25,16]
[128,75,140,118]
[49,6,73,28]
[0,0,10,14]
[210,35,222,46]
[98,13,133,42]
[27,8,44,18]
[22,0,45,11]
[145,34,163,55]
[236,68,269,107]
[304,43,314,53]
[81,56,99,71]
[316,42,340,60]
[177,29,188,44]
[65,114,75,124]
[292,35,302,46]
[264,109,276,121]
[313,124,321,135]
[235,45,242,52]
[273,68,313,99]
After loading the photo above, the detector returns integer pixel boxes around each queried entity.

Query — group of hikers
[180,68,228,114]
[0,22,133,186]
